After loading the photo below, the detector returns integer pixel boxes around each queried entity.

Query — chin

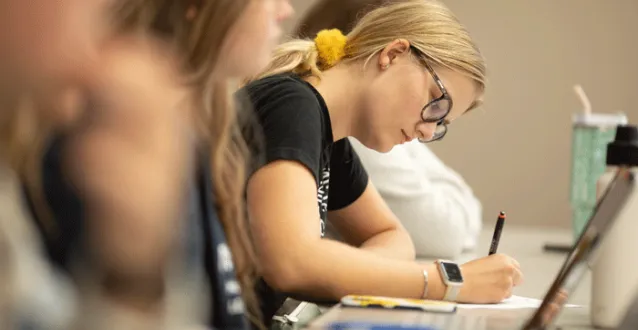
[356,135,395,153]
[382,144,399,153]
[371,141,396,154]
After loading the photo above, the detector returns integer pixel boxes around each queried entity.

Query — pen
[489,211,506,255]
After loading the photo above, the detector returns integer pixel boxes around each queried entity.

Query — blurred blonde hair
[0,0,261,326]
[252,0,486,106]
[112,0,262,326]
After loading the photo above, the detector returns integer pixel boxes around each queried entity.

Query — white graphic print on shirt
[217,243,245,315]
[317,164,330,237]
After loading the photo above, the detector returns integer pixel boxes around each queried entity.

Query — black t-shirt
[240,73,369,323]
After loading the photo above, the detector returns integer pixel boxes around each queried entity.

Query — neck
[305,64,364,142]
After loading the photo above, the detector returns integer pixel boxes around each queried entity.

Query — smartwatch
[435,259,463,302]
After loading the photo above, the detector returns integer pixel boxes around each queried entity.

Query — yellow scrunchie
[314,29,347,67]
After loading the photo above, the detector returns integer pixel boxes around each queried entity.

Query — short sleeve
[327,138,369,210]
[242,77,325,182]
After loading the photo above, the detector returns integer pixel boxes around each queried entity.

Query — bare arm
[328,179,415,260]
[247,160,443,300]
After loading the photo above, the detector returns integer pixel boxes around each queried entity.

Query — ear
[377,39,411,69]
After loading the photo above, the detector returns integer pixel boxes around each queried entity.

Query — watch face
[441,262,463,283]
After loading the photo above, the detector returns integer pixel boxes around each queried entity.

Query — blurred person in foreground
[0,0,108,328]
[294,0,482,259]
[23,0,293,329]
[0,0,196,329]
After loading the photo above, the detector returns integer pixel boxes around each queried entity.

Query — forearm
[271,239,444,302]
[359,226,416,261]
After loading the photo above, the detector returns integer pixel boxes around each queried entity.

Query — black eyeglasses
[410,47,453,143]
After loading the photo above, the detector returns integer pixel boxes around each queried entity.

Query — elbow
[261,263,303,293]
[259,249,313,294]
[398,226,417,260]
[386,225,416,260]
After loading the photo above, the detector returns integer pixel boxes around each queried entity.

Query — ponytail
[249,29,348,82]
[252,0,486,93]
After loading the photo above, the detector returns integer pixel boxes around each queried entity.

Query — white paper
[456,295,581,310]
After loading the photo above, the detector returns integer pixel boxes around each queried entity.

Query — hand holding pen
[455,211,524,303]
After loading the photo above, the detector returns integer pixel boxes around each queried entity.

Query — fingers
[505,289,513,300]
[510,256,523,286]
[461,254,525,304]
[500,254,523,286]
[496,254,523,287]
[511,257,521,271]
[512,266,524,286]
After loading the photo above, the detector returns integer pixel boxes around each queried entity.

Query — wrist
[435,260,464,302]
[421,264,445,300]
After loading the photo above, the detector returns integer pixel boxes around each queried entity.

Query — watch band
[443,283,460,301]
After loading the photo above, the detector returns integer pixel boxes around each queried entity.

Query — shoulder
[332,138,358,162]
[239,75,328,178]
[240,74,324,124]
[242,74,316,100]
[238,74,327,154]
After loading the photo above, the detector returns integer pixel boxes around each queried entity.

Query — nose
[416,122,437,141]
[277,0,295,23]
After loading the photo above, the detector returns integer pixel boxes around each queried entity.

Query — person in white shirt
[349,138,482,259]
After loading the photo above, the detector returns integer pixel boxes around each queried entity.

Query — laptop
[520,167,635,329]
[308,167,636,330]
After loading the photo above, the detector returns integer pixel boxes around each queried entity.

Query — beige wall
[285,0,638,228]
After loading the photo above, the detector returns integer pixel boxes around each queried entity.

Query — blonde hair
[253,0,486,100]
[112,0,263,326]
[0,0,262,326]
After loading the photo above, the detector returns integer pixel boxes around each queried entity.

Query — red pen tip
[498,211,506,219]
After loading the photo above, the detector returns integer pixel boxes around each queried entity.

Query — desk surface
[307,225,595,329]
